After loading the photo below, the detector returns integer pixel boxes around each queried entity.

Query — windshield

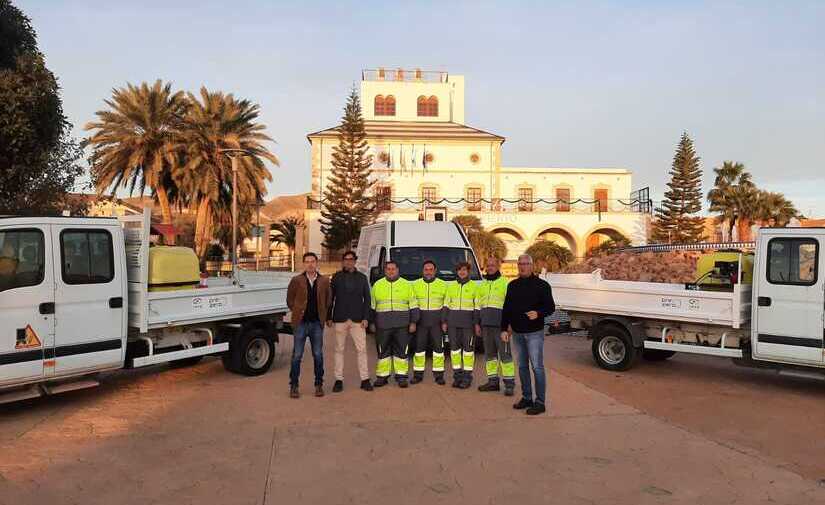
[390,247,481,281]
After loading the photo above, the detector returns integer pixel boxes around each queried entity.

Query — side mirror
[370,266,383,284]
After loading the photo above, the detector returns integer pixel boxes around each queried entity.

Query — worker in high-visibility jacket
[477,256,515,396]
[371,260,420,388]
[411,260,448,385]
[442,261,481,389]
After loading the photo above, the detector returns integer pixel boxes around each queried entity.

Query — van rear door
[753,232,825,365]
[0,224,55,386]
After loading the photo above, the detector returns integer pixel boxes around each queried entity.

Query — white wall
[361,74,465,123]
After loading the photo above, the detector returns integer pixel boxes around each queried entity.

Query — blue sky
[17,0,825,215]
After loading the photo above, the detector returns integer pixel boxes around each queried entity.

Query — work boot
[398,378,409,388]
[458,372,473,389]
[289,385,299,399]
[478,380,500,392]
[374,376,388,388]
[503,382,515,397]
[360,379,374,391]
[451,372,462,388]
[411,372,423,384]
[434,373,446,385]
[526,403,546,416]
[513,398,533,410]
[315,384,324,397]
[332,380,343,393]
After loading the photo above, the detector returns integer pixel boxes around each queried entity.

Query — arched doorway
[535,226,578,258]
[585,227,628,253]
[490,227,525,260]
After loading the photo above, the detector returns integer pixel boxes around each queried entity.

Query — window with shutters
[594,189,608,212]
[421,185,438,204]
[375,185,392,211]
[417,95,438,117]
[375,95,395,116]
[466,187,482,211]
[556,188,570,212]
[518,187,533,212]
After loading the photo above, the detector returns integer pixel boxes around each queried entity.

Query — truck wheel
[642,349,676,361]
[170,356,204,368]
[228,328,276,376]
[591,323,638,371]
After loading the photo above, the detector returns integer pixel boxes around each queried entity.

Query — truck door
[0,225,55,386]
[754,235,824,364]
[51,225,125,375]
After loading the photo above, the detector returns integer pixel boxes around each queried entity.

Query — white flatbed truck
[0,210,290,404]
[546,227,825,379]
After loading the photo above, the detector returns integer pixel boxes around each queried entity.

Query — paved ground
[1,331,824,505]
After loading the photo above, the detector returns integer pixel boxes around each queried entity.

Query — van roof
[390,221,470,248]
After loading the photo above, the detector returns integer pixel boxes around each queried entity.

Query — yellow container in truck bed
[695,251,754,286]
[148,246,200,291]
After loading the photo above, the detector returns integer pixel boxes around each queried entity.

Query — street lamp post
[219,149,248,283]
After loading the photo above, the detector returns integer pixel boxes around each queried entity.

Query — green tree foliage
[525,241,574,272]
[451,215,507,262]
[271,215,303,252]
[85,80,188,225]
[320,88,375,251]
[0,0,85,215]
[651,132,705,243]
[586,233,631,258]
[708,161,799,240]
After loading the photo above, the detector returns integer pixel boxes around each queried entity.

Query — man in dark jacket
[501,254,555,415]
[327,250,373,393]
[286,252,331,399]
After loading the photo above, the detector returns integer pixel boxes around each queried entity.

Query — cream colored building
[305,68,650,260]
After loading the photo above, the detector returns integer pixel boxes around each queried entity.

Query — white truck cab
[355,220,481,284]
[548,227,825,378]
[0,210,290,403]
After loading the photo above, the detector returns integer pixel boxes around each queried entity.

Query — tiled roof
[307,121,504,142]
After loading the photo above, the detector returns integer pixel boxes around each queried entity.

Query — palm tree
[171,88,278,257]
[450,215,506,261]
[271,215,303,269]
[85,80,187,226]
[754,191,798,227]
[707,161,756,240]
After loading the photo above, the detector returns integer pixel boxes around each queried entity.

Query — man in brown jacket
[287,252,331,398]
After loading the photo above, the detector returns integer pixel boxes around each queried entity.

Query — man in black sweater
[327,250,373,393]
[500,254,555,415]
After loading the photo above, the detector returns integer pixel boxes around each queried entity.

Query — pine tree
[320,88,375,251]
[651,132,706,243]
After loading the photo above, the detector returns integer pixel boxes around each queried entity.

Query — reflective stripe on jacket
[371,277,420,328]
[412,277,448,326]
[443,279,480,328]
[479,275,509,327]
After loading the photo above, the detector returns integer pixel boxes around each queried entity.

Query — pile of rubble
[560,251,701,283]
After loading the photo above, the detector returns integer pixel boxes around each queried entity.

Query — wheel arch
[592,315,645,348]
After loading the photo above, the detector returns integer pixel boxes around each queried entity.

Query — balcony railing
[362,68,448,83]
[308,196,655,218]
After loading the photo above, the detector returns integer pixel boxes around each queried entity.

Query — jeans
[513,330,546,405]
[290,321,324,386]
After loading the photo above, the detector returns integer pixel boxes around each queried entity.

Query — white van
[355,221,481,284]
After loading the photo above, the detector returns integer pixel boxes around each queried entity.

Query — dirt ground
[1,331,824,505]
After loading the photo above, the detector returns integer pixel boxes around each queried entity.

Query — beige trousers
[334,320,369,381]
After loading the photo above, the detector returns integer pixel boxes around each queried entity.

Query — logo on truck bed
[192,295,231,312]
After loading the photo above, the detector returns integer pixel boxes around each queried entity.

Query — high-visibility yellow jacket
[478,274,509,327]
[412,277,448,326]
[371,276,420,328]
[443,278,481,328]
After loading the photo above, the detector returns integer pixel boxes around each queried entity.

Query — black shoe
[451,375,462,388]
[411,373,423,384]
[332,380,343,393]
[315,384,324,397]
[458,375,472,389]
[374,377,388,388]
[360,379,373,391]
[398,379,409,388]
[526,403,546,415]
[289,385,299,399]
[513,398,533,410]
[478,381,501,392]
[435,374,446,385]
[504,385,515,397]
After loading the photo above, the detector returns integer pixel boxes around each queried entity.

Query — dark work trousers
[447,325,475,378]
[414,323,445,377]
[375,326,412,379]
[482,326,515,385]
